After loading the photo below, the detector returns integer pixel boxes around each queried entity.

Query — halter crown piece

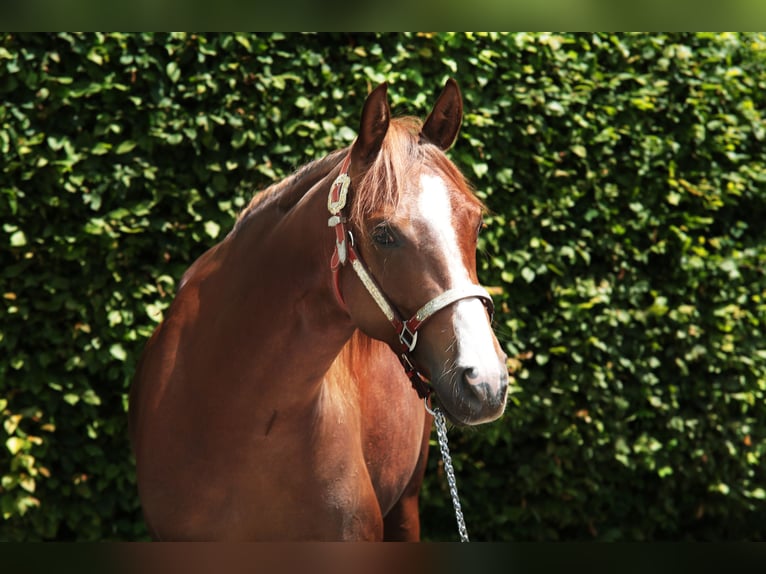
[327,153,495,399]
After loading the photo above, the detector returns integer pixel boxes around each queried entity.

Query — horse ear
[420,78,463,150]
[352,82,390,166]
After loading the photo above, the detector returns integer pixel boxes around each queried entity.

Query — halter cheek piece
[327,154,494,399]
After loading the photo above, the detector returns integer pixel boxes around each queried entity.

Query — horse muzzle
[433,358,509,426]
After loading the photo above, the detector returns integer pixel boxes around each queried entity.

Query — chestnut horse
[129,79,508,541]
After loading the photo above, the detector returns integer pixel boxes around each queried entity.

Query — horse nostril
[462,366,479,383]
[460,365,490,401]
[460,365,508,406]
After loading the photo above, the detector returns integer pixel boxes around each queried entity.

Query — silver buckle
[327,173,350,215]
[399,325,418,352]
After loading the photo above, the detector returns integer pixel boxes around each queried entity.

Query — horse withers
[128,79,509,540]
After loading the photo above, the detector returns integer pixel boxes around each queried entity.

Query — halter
[327,153,494,399]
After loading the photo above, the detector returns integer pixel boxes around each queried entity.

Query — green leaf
[5,437,25,455]
[109,343,127,362]
[91,142,111,155]
[521,267,536,283]
[235,34,252,52]
[63,393,80,406]
[472,162,488,178]
[571,144,587,158]
[87,49,104,66]
[712,483,731,496]
[115,140,137,154]
[204,221,221,239]
[84,218,107,235]
[82,389,101,406]
[9,230,26,247]
[166,61,181,83]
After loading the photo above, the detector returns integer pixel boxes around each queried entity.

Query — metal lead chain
[425,400,469,542]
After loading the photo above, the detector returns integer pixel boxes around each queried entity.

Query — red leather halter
[328,154,494,399]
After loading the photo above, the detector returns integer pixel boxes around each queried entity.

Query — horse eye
[371,224,397,246]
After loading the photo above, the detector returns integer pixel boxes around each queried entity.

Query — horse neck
[219,157,355,401]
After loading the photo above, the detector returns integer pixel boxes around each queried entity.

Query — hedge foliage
[1,33,765,541]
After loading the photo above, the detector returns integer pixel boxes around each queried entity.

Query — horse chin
[429,385,507,428]
[429,398,474,428]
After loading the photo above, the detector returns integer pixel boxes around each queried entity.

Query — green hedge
[1,33,765,541]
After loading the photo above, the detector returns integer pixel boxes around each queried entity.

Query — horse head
[334,80,509,426]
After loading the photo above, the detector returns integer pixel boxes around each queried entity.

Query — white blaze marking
[417,175,498,374]
[417,174,470,286]
[452,298,498,371]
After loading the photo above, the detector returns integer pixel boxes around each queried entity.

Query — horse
[128,79,509,541]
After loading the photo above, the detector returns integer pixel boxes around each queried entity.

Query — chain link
[426,401,469,542]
